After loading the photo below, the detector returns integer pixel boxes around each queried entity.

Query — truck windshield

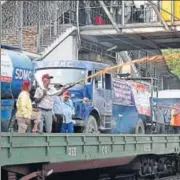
[35,68,86,85]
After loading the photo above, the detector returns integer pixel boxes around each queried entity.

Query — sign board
[1,49,13,82]
[112,79,134,106]
[129,81,151,116]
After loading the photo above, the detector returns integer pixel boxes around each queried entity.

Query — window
[105,73,111,90]
[95,70,103,88]
[87,71,92,82]
[35,68,86,86]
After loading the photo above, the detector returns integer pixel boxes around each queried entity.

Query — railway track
[146,175,180,180]
[98,174,180,180]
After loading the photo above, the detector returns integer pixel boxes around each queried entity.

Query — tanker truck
[1,45,34,132]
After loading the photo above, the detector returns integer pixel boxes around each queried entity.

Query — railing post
[18,1,23,50]
[171,0,174,24]
[36,1,40,53]
[54,1,57,36]
[0,2,2,178]
[121,0,125,26]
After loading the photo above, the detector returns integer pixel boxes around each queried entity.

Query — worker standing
[16,80,32,133]
[61,91,75,133]
[34,74,56,133]
[170,103,180,134]
[52,84,64,133]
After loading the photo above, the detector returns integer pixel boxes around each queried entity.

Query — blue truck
[35,60,154,134]
[1,45,176,134]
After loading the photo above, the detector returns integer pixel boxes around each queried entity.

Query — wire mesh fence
[1,1,77,53]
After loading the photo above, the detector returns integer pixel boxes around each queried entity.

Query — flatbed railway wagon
[1,133,180,180]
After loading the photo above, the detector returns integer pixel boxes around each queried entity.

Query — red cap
[42,74,53,81]
[63,90,71,98]
[21,80,31,90]
[22,80,30,87]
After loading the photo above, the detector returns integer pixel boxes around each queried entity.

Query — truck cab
[35,60,114,133]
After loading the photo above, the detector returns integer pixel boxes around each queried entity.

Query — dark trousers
[173,126,180,134]
[52,114,63,133]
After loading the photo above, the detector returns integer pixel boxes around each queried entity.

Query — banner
[1,49,13,82]
[129,81,151,116]
[112,79,134,106]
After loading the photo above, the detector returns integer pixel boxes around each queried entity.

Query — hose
[35,52,180,96]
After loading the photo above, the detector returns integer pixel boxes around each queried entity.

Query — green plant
[162,49,180,77]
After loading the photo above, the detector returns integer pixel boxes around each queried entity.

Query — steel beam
[80,22,180,36]
[153,38,180,44]
[99,37,180,46]
[98,38,158,49]
[98,1,121,33]
[147,0,170,31]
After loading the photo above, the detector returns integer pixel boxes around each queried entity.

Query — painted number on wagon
[68,147,77,156]
[102,146,108,155]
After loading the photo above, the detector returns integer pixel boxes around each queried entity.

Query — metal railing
[78,3,159,26]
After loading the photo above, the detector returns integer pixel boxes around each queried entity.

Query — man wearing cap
[34,74,57,133]
[16,80,32,133]
[61,90,75,133]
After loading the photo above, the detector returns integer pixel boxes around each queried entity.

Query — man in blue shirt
[61,90,75,133]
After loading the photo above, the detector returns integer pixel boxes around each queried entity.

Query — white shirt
[34,86,56,110]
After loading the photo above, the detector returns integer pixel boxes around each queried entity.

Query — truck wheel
[84,115,99,133]
[135,119,145,134]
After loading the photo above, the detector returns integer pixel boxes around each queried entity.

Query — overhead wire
[48,52,180,96]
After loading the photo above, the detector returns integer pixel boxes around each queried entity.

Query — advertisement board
[128,81,151,116]
[1,49,13,82]
[112,79,134,106]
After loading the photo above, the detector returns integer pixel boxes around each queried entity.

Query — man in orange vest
[170,103,180,133]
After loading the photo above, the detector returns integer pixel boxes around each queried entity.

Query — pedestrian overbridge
[80,22,180,51]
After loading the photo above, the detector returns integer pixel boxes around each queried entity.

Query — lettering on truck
[46,61,74,67]
[15,68,32,81]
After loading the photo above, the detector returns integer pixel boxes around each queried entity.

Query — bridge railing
[78,3,159,26]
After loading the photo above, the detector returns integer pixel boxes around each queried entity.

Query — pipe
[19,171,41,180]
[34,52,180,96]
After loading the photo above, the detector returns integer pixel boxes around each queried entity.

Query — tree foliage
[162,49,180,77]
